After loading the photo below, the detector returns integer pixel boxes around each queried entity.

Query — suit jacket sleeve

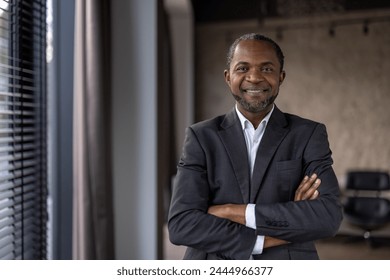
[254,123,343,242]
[168,127,256,260]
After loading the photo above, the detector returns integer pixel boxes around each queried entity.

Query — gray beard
[232,93,277,113]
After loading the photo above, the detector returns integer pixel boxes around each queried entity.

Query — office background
[2,0,388,260]
[166,0,390,260]
[50,0,390,260]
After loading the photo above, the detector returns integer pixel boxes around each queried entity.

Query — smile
[243,88,270,96]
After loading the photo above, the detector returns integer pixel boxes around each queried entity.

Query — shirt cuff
[245,204,264,255]
[245,203,256,229]
[252,235,265,255]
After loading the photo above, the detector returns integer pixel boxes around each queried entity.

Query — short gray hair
[226,33,285,70]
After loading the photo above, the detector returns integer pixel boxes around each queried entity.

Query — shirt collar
[235,104,274,130]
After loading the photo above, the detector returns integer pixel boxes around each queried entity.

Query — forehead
[232,40,279,65]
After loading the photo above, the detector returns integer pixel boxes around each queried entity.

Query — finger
[295,175,320,201]
[298,174,317,192]
[294,175,310,200]
[309,189,320,200]
[302,178,321,200]
[295,174,317,200]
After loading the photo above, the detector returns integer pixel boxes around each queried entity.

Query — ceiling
[190,0,390,23]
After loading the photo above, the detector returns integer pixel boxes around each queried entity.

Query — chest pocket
[276,159,302,200]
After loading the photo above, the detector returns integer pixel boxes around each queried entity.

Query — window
[0,0,47,259]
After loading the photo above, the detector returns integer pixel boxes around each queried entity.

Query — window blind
[0,0,47,259]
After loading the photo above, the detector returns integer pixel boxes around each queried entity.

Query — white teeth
[245,89,268,95]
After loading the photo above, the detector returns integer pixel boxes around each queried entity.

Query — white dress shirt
[235,104,275,256]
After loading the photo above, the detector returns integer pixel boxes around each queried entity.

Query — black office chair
[343,171,390,247]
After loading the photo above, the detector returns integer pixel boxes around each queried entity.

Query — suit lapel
[250,107,289,202]
[218,109,251,203]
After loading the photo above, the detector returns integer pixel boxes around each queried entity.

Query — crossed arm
[208,173,321,249]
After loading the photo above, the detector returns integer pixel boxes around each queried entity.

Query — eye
[235,66,248,72]
[261,66,274,73]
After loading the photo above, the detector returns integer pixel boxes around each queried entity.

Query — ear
[279,70,286,85]
[224,69,231,86]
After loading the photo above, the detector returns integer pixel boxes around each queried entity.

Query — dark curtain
[157,0,176,259]
[73,0,114,259]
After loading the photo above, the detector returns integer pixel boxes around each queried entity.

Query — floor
[316,235,390,260]
[163,222,390,260]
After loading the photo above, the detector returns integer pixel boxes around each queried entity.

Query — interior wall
[194,9,390,184]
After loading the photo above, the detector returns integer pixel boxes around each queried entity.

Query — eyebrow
[233,61,276,67]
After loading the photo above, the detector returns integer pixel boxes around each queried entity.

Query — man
[168,33,342,260]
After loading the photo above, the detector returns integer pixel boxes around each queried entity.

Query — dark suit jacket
[168,106,343,260]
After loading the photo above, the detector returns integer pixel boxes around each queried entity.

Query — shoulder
[190,115,225,130]
[189,114,226,134]
[273,107,327,134]
[272,105,320,127]
[282,112,328,139]
[190,109,236,132]
[285,112,321,127]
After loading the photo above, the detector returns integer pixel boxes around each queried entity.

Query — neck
[237,104,273,129]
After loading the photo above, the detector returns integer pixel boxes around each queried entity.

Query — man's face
[224,40,286,115]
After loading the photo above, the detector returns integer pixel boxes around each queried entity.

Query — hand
[294,173,321,201]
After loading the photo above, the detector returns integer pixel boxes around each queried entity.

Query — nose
[246,68,264,83]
